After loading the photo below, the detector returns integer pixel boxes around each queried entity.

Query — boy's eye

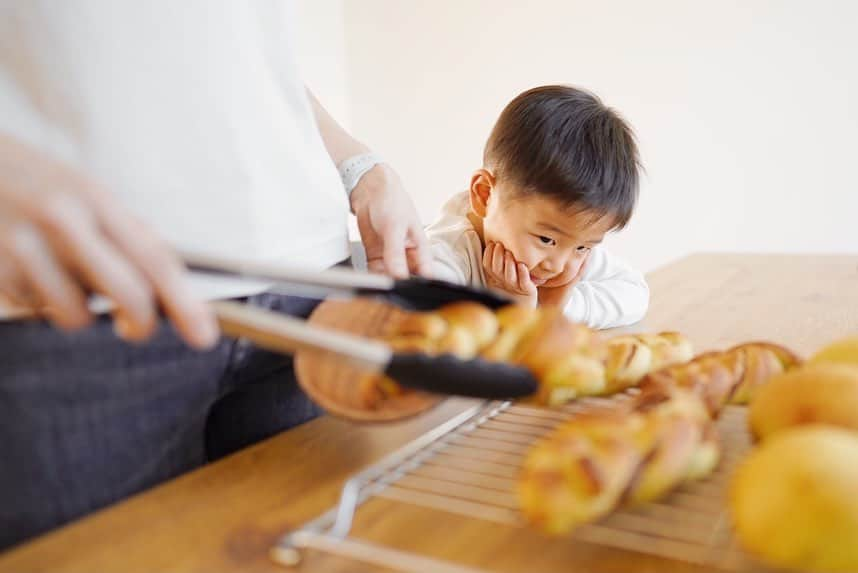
[538,235,556,246]
[576,246,591,253]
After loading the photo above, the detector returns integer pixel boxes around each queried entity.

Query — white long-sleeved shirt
[426,192,649,329]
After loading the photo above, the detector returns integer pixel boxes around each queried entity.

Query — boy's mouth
[529,274,549,286]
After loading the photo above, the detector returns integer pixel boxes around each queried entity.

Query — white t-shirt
[0,1,349,302]
[426,191,650,329]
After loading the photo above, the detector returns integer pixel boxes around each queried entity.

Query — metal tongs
[183,251,511,311]
[185,252,538,399]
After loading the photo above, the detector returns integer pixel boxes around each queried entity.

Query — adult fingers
[100,213,218,349]
[405,225,433,278]
[354,207,386,275]
[0,223,91,330]
[380,221,409,278]
[63,225,157,341]
[28,194,160,340]
[0,253,42,312]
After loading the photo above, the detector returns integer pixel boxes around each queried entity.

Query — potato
[748,363,858,440]
[729,426,858,572]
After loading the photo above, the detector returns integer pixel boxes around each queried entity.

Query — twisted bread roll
[644,341,802,415]
[484,305,606,406]
[359,302,607,408]
[603,332,694,394]
[358,303,697,408]
[519,383,719,534]
[519,341,800,534]
[357,302,501,407]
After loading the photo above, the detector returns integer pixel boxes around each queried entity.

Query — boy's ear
[469,169,495,218]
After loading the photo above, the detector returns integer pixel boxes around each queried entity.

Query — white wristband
[338,152,385,197]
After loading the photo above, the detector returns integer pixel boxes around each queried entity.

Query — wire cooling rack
[271,395,753,572]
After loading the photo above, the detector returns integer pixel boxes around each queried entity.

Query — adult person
[0,1,430,549]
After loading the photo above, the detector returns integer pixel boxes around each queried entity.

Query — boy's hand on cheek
[481,241,537,308]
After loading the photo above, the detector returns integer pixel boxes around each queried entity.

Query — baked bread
[644,341,802,415]
[519,341,800,534]
[359,302,695,408]
[359,302,607,408]
[603,332,694,394]
[519,382,719,534]
[730,426,858,572]
[808,336,858,367]
[748,362,858,440]
[517,413,643,534]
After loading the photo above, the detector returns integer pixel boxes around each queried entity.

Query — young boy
[427,85,648,329]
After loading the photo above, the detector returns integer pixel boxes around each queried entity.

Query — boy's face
[470,170,615,288]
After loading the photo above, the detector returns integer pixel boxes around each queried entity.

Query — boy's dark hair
[484,85,640,229]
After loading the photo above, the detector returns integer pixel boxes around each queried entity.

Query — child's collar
[466,211,486,248]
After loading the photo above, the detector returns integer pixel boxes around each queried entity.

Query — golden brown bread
[358,302,696,409]
[518,413,642,534]
[519,341,801,534]
[359,302,608,408]
[508,308,606,406]
[603,332,694,394]
[519,382,720,534]
[730,426,858,572]
[357,302,500,408]
[748,363,858,440]
[808,336,858,367]
[728,336,858,571]
[628,383,720,503]
[644,341,802,416]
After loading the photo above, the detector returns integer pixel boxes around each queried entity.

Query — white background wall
[295,0,349,124]
[299,0,858,272]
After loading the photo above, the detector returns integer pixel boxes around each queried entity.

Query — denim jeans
[0,291,325,550]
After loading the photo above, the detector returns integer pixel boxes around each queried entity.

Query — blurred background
[298,0,858,273]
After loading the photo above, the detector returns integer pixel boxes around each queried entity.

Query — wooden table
[2,253,857,573]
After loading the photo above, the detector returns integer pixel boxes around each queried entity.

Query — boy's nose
[542,256,574,277]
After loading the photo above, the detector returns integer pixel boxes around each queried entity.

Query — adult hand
[350,163,433,278]
[0,133,218,348]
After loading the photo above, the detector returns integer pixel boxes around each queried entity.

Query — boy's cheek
[561,260,581,277]
[514,248,541,271]
[504,237,539,266]
[567,257,588,280]
[484,232,530,264]
[482,229,504,250]
[543,259,584,287]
